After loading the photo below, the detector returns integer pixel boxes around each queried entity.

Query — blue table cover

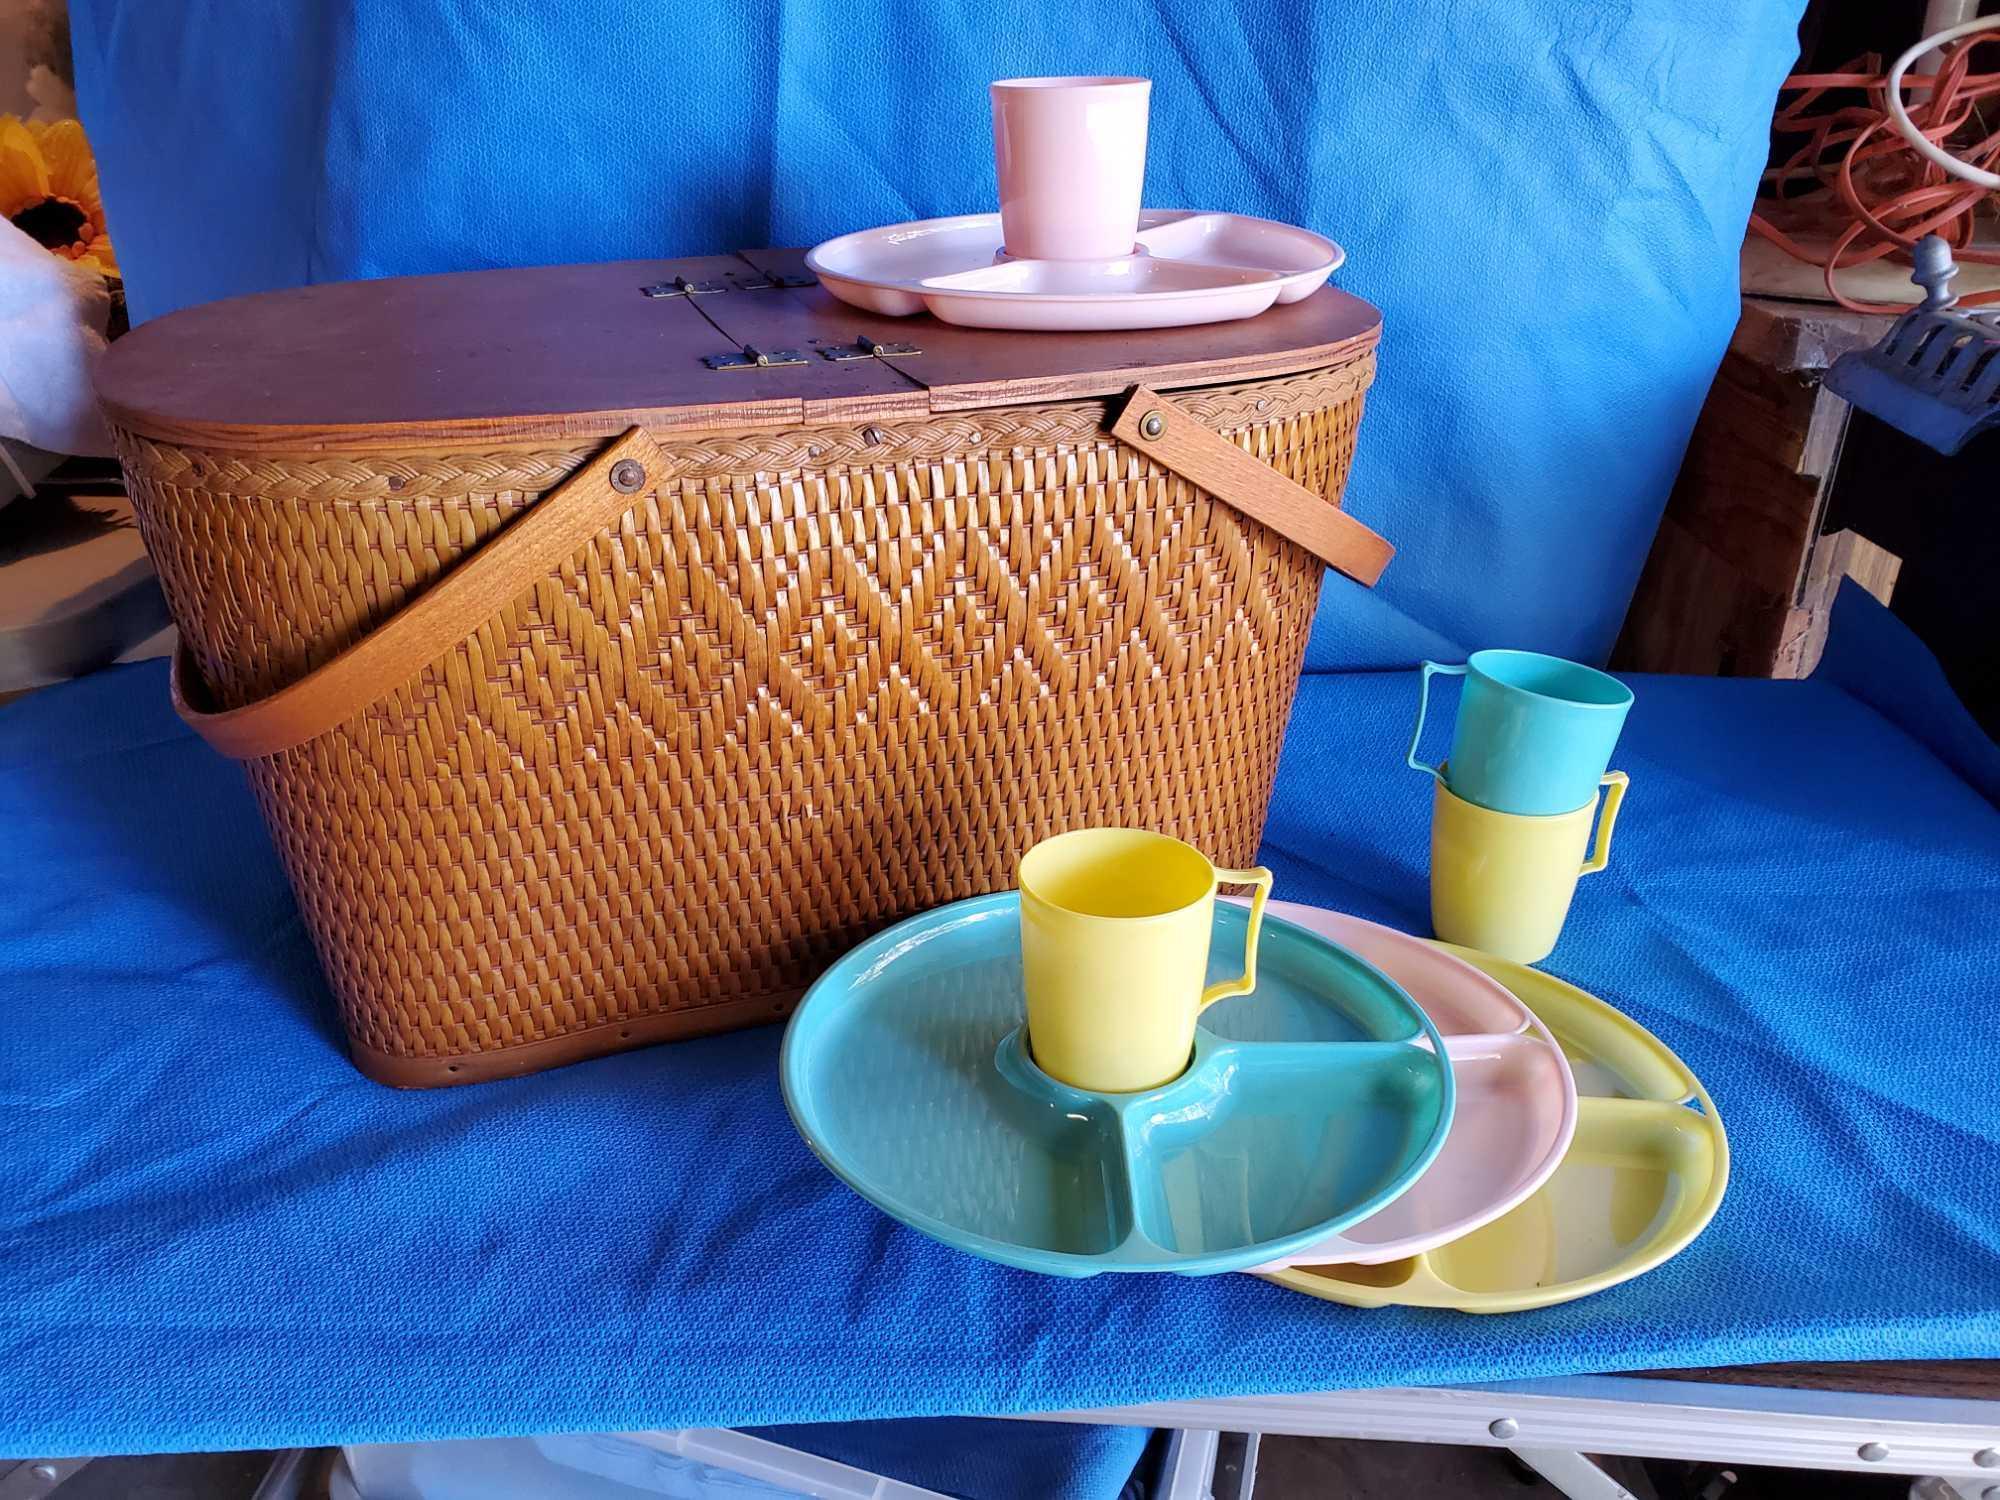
[2,590,1997,1471]
[68,0,1806,672]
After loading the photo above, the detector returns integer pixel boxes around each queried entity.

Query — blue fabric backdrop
[67,0,1804,670]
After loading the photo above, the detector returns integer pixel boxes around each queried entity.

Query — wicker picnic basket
[96,248,1387,1085]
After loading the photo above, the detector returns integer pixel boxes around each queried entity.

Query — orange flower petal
[31,119,99,208]
[0,116,52,217]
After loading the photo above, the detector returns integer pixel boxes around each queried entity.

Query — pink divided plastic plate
[805,210,1344,331]
[1240,903,1579,1271]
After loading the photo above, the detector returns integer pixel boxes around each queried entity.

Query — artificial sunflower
[0,115,117,278]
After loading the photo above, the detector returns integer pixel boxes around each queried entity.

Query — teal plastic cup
[1406,649,1634,816]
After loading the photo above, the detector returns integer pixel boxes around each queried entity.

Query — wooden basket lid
[96,247,1380,453]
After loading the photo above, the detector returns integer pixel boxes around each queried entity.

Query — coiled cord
[1749,24,2000,313]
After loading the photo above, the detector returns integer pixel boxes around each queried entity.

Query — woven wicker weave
[113,356,1374,1085]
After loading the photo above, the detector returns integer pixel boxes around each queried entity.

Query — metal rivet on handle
[1139,410,1166,440]
[1857,1442,1888,1462]
[610,459,646,494]
[1488,1418,1518,1440]
[1977,1449,2000,1469]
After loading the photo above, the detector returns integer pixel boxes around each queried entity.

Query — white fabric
[0,217,110,456]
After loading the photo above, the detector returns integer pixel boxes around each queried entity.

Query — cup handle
[1579,771,1630,876]
[1406,662,1467,781]
[1201,867,1274,1008]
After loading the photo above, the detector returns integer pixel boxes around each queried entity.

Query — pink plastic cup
[990,76,1151,261]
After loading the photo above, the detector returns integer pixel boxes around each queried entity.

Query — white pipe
[1920,0,1980,72]
[1885,14,2000,191]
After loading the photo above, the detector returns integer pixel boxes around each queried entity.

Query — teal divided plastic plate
[780,894,1456,1277]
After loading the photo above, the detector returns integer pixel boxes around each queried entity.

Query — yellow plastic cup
[1017,828,1273,1093]
[1429,770,1628,964]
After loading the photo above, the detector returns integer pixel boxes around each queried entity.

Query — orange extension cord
[1750,34,2000,313]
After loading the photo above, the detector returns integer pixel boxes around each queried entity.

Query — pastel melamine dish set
[782,817,1726,1304]
[807,77,1345,330]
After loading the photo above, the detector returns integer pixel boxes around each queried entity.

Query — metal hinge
[819,335,922,362]
[703,344,808,370]
[639,276,726,298]
[732,270,819,290]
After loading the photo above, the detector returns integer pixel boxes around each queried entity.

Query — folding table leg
[1154,1429,1218,1499]
[1152,1429,1259,1500]
[1509,1446,1640,1500]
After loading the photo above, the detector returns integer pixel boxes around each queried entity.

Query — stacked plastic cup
[1406,650,1634,963]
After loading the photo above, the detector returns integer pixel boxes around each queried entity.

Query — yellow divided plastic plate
[1261,945,1728,1313]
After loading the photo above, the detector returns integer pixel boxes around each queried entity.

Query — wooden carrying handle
[175,391,1390,760]
[1110,386,1394,586]
[173,426,667,759]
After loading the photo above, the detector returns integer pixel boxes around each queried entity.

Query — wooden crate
[1614,297,1899,679]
